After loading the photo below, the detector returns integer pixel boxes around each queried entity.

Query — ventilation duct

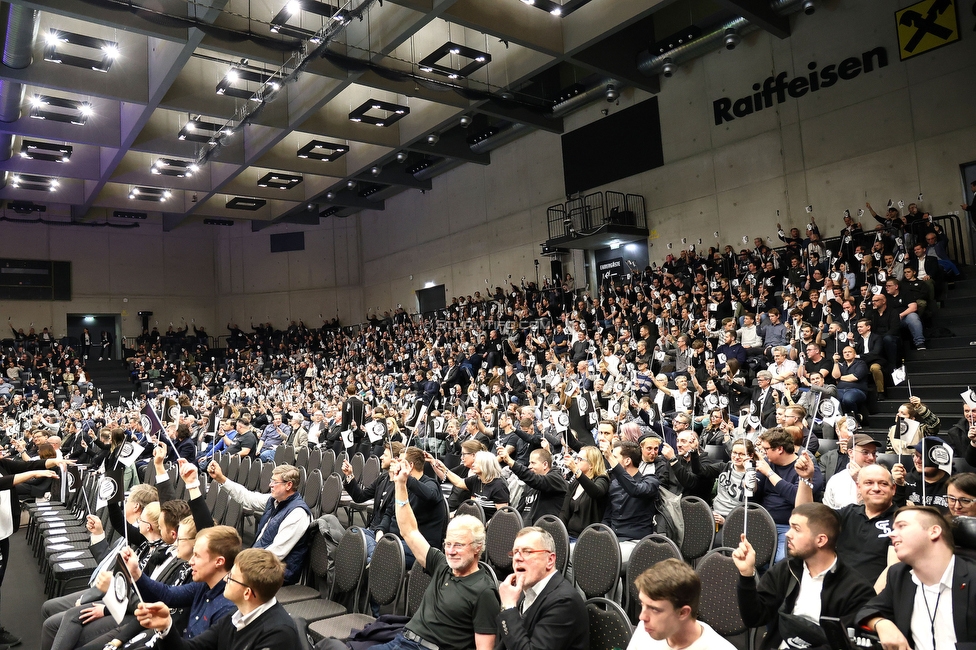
[0,3,39,124]
[3,3,38,69]
[0,132,12,161]
[637,0,808,77]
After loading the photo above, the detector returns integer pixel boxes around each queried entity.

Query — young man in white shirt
[627,558,735,650]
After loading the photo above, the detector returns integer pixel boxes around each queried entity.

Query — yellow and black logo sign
[895,0,960,60]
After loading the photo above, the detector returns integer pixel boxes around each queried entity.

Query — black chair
[722,503,777,569]
[625,534,682,621]
[585,597,633,650]
[319,473,342,517]
[302,469,324,518]
[227,454,241,483]
[485,506,522,576]
[284,527,368,623]
[259,461,276,494]
[222,498,243,532]
[572,523,621,600]
[277,517,339,605]
[455,499,486,523]
[536,514,570,576]
[359,455,380,486]
[705,444,730,462]
[679,496,715,563]
[296,445,310,472]
[211,487,229,524]
[818,439,839,455]
[309,533,407,642]
[307,448,323,475]
[237,456,252,484]
[320,450,336,479]
[877,453,901,470]
[405,561,432,616]
[955,458,976,474]
[696,547,747,638]
[244,459,263,491]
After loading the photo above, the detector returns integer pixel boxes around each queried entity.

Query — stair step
[918,335,976,349]
[906,346,976,361]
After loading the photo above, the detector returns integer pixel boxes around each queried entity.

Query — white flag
[891,366,907,385]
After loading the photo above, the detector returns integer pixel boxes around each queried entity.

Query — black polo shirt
[836,502,895,585]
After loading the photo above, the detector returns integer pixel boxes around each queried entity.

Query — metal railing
[546,191,647,239]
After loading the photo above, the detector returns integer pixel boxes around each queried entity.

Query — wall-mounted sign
[712,47,889,125]
[895,0,960,60]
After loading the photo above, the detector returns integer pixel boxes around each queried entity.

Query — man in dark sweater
[497,447,567,524]
[600,439,659,567]
[135,548,301,650]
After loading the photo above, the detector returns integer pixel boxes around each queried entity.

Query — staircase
[85,359,134,397]
[862,272,976,443]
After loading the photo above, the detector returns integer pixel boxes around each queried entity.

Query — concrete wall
[570,0,976,262]
[213,217,363,330]
[0,221,217,338]
[361,0,976,311]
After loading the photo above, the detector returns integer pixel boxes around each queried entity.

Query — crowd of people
[2,199,976,650]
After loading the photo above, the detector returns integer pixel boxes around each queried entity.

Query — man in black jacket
[495,527,587,650]
[497,447,567,524]
[342,442,403,561]
[601,440,659,567]
[661,430,722,505]
[858,506,976,649]
[732,502,875,650]
[135,548,301,650]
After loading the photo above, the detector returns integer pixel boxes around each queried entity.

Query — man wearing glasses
[371,459,498,650]
[495,527,587,650]
[207,462,312,584]
[866,293,903,367]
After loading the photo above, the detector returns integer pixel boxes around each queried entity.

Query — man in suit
[495,527,587,650]
[854,318,887,398]
[339,384,364,455]
[737,370,778,429]
[135,548,301,650]
[858,505,976,648]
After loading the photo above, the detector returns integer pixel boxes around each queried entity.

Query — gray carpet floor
[3,529,48,650]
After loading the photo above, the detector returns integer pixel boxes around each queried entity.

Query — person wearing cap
[820,434,881,509]
[892,436,952,513]
[857,506,976,650]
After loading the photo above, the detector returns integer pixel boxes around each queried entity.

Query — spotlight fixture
[417,41,491,80]
[605,84,618,102]
[113,211,148,219]
[151,158,198,177]
[129,186,172,202]
[348,99,410,127]
[42,30,120,72]
[28,94,93,125]
[466,127,499,145]
[395,151,409,163]
[345,179,357,190]
[325,191,336,201]
[723,28,741,50]
[358,184,383,198]
[321,206,340,217]
[216,65,280,101]
[6,200,46,214]
[406,159,435,174]
[9,173,60,192]
[802,0,815,14]
[297,140,348,162]
[20,140,72,163]
[661,58,676,78]
[226,197,266,210]
[426,133,440,146]
[517,0,593,17]
[179,116,233,144]
[270,0,339,36]
[459,115,472,128]
[370,165,382,177]
[650,27,704,55]
[203,218,235,226]
[257,171,303,190]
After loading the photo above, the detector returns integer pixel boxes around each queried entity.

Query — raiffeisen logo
[712,47,889,125]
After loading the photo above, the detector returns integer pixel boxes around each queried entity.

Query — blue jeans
[259,448,277,463]
[901,313,925,346]
[836,387,866,414]
[775,523,789,563]
[371,632,427,650]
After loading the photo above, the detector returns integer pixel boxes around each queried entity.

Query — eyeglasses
[444,541,475,551]
[226,575,251,590]
[507,548,553,558]
[946,496,976,506]
[138,519,154,527]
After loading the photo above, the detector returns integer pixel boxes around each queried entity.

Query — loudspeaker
[51,261,72,301]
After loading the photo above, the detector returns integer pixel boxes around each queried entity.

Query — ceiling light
[370,166,382,176]
[271,0,339,34]
[114,211,147,219]
[550,6,562,15]
[286,0,302,14]
[802,0,815,14]
[348,99,410,127]
[426,133,440,146]
[298,140,348,161]
[226,197,266,210]
[661,58,676,78]
[20,140,73,163]
[151,158,198,177]
[325,191,336,200]
[459,115,472,128]
[257,171,303,190]
[724,28,741,50]
[28,94,93,125]
[216,66,278,101]
[178,116,228,143]
[418,41,491,79]
[203,218,235,226]
[129,186,170,201]
[346,180,357,190]
[605,84,618,102]
[8,173,61,192]
[395,151,408,163]
[43,29,120,72]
